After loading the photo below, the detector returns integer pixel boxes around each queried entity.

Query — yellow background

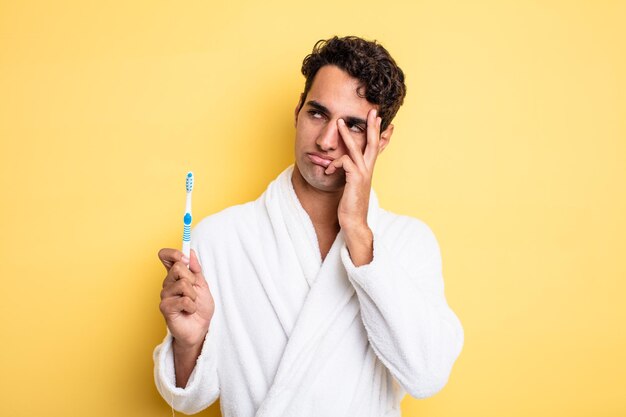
[1,0,624,416]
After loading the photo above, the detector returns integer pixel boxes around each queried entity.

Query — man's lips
[307,153,333,168]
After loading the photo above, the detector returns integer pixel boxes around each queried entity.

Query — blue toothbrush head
[186,171,194,193]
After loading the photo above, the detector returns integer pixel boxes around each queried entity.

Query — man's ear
[294,93,305,128]
[378,123,394,154]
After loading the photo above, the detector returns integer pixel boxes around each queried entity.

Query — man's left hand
[324,108,384,265]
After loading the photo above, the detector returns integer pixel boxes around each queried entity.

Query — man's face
[294,65,384,192]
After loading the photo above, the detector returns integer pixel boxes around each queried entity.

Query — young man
[154,36,464,417]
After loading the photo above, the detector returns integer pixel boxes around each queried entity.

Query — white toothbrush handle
[182,240,191,259]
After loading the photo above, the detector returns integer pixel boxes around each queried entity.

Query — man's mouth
[307,153,333,168]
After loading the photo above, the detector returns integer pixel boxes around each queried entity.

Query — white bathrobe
[153,165,464,416]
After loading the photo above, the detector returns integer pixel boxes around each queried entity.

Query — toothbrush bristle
[186,171,194,192]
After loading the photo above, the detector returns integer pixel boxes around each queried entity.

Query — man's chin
[294,160,345,191]
[305,170,345,192]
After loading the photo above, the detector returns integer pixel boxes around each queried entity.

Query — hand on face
[324,108,388,231]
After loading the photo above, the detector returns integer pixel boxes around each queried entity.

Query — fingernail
[182,255,190,264]
[338,118,344,125]
[373,109,377,117]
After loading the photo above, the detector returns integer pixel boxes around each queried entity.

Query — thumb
[189,249,202,274]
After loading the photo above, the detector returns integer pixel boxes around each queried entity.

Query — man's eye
[347,123,365,134]
[307,110,323,119]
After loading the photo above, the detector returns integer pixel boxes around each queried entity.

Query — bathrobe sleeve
[153,327,219,414]
[152,229,220,414]
[340,216,464,399]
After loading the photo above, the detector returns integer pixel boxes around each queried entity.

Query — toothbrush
[182,171,194,263]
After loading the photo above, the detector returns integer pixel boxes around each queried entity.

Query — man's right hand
[158,248,215,350]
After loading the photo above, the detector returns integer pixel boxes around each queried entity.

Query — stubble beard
[296,158,346,193]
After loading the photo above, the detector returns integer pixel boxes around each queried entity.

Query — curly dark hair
[298,36,407,132]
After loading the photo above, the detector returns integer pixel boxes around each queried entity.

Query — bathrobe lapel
[254,165,379,417]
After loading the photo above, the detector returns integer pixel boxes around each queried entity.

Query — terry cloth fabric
[153,164,464,417]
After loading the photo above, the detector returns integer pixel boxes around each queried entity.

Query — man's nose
[316,120,340,151]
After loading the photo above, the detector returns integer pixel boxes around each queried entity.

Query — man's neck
[291,166,342,232]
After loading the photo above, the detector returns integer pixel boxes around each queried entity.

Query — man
[154,36,464,417]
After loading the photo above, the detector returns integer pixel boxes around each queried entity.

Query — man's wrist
[172,337,204,388]
[343,223,374,266]
[173,333,206,355]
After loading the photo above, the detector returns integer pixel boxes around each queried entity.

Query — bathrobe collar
[255,165,380,416]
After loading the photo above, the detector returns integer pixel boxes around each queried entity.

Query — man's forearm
[173,339,203,388]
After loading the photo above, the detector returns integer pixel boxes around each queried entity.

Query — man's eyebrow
[306,100,330,115]
[344,116,367,127]
[306,100,367,126]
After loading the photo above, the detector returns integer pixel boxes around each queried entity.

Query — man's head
[296,36,406,132]
[293,36,407,192]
